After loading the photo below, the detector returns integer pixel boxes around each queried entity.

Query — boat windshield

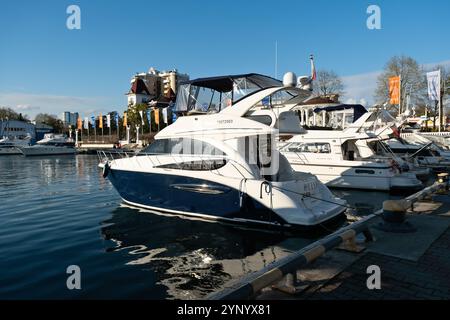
[249,88,299,110]
[174,74,282,113]
[139,138,226,157]
[358,109,397,133]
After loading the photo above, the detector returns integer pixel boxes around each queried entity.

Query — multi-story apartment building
[127,67,189,107]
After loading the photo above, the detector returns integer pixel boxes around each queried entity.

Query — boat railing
[97,149,139,163]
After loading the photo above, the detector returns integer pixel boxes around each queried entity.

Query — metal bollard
[375,199,416,233]
[437,173,449,191]
[272,272,309,295]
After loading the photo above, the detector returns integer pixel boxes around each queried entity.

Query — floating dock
[208,178,450,300]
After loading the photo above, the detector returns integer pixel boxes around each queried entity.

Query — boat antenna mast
[295,54,316,92]
[275,41,278,79]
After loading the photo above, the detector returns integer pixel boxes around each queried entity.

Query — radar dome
[283,72,297,87]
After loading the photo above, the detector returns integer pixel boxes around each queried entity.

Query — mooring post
[272,272,309,295]
[437,173,449,192]
[362,228,374,242]
[376,199,416,233]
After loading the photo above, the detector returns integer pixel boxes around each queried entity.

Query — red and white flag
[390,125,400,138]
[310,54,317,81]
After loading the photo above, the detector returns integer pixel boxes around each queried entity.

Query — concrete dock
[209,185,450,300]
[260,199,450,300]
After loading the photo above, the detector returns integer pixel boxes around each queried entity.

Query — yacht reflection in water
[101,204,312,299]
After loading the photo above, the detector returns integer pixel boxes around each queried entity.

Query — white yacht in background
[378,138,450,171]
[99,111,347,231]
[0,135,32,155]
[19,133,76,156]
[194,75,424,193]
[279,130,423,193]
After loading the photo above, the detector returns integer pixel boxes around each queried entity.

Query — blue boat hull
[107,169,287,225]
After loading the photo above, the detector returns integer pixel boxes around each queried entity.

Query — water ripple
[0,155,328,299]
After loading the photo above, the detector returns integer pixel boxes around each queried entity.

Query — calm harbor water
[0,155,397,299]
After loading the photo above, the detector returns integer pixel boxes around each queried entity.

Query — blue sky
[0,0,449,118]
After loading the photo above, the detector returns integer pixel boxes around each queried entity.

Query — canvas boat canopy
[174,73,282,113]
[313,104,367,123]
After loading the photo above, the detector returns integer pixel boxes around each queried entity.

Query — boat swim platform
[208,185,450,300]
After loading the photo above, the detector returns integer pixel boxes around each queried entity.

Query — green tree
[0,107,21,120]
[34,113,64,133]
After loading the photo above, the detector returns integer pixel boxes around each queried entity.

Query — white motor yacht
[98,111,347,231]
[19,133,76,156]
[0,135,32,155]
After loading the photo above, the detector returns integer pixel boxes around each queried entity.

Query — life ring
[102,162,110,178]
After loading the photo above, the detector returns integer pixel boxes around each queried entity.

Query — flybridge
[174,73,282,114]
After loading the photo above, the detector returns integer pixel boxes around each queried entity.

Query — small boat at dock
[19,134,76,156]
[0,136,32,155]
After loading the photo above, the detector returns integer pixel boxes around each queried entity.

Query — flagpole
[439,69,441,132]
[399,75,402,116]
[275,41,278,79]
[439,69,442,132]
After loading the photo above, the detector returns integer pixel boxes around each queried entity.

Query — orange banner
[123,112,127,127]
[99,113,103,129]
[154,108,160,125]
[389,76,400,105]
[77,117,82,130]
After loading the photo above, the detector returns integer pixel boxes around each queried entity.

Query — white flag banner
[162,107,168,124]
[106,114,111,128]
[83,117,88,129]
[427,70,441,101]
[139,110,144,125]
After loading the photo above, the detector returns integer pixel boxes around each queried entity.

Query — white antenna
[275,41,278,79]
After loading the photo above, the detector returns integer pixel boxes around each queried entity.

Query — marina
[2,69,450,301]
[1,0,450,308]
[0,154,406,299]
[2,68,450,301]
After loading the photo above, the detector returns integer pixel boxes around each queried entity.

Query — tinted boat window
[157,159,227,171]
[355,169,375,174]
[282,142,331,153]
[140,138,225,156]
[245,115,272,126]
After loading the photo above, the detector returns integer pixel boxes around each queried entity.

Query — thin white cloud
[15,104,40,111]
[0,92,112,119]
[341,71,380,106]
[422,60,450,70]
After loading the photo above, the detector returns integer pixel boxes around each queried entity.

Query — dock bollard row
[207,217,375,300]
[207,180,449,300]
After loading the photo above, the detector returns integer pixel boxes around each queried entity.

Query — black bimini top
[313,104,367,122]
[179,73,282,92]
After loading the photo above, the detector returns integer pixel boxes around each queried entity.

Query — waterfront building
[60,111,79,127]
[127,67,189,107]
[159,69,189,97]
[0,119,36,140]
[34,122,54,140]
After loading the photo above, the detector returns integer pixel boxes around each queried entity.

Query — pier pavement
[256,194,450,300]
